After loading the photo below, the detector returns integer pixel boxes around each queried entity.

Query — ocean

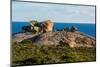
[12,22,96,37]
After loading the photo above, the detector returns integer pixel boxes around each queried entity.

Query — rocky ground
[12,30,96,48]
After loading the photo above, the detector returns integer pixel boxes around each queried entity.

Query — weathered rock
[70,26,78,32]
[22,25,31,32]
[22,20,54,33]
[41,20,54,32]
[31,31,95,47]
[82,37,92,45]
[30,20,37,27]
[12,32,41,42]
[63,27,69,31]
[12,31,96,48]
[92,39,96,47]
[68,41,77,48]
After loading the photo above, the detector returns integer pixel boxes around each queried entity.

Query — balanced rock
[41,20,54,32]
[22,20,54,33]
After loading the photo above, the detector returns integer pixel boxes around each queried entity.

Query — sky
[12,1,96,24]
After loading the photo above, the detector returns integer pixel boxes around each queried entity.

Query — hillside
[12,20,96,66]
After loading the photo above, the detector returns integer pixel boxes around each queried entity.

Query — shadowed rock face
[12,31,96,48]
[70,26,78,32]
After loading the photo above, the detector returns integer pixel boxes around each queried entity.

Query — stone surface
[12,31,96,48]
[41,20,54,32]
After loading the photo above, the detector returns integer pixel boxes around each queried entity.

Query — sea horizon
[12,21,96,37]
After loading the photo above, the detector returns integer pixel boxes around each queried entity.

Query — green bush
[20,40,33,45]
[11,40,96,66]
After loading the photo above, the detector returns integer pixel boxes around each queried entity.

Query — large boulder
[30,20,41,32]
[82,37,96,47]
[41,20,54,32]
[23,20,54,33]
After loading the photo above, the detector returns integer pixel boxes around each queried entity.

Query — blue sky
[12,1,95,24]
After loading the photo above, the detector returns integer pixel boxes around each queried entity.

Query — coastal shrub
[12,41,96,66]
[20,40,32,45]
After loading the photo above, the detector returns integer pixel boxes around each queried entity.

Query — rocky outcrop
[22,20,54,33]
[13,20,95,48]
[41,20,54,32]
[32,31,95,47]
[12,31,96,48]
[12,32,41,42]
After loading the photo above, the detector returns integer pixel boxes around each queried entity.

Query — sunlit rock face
[24,20,54,33]
[42,20,54,32]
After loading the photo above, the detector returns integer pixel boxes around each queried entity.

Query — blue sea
[12,22,96,37]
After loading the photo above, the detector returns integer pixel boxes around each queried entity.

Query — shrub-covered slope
[12,40,96,66]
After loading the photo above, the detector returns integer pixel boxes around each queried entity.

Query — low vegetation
[12,40,96,66]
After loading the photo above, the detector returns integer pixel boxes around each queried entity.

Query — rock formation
[22,20,54,33]
[70,26,78,32]
[12,30,96,48]
[22,25,31,32]
[41,20,54,32]
[13,20,95,48]
[32,31,95,47]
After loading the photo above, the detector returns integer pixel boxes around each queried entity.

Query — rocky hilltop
[12,20,96,48]
[12,31,95,48]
